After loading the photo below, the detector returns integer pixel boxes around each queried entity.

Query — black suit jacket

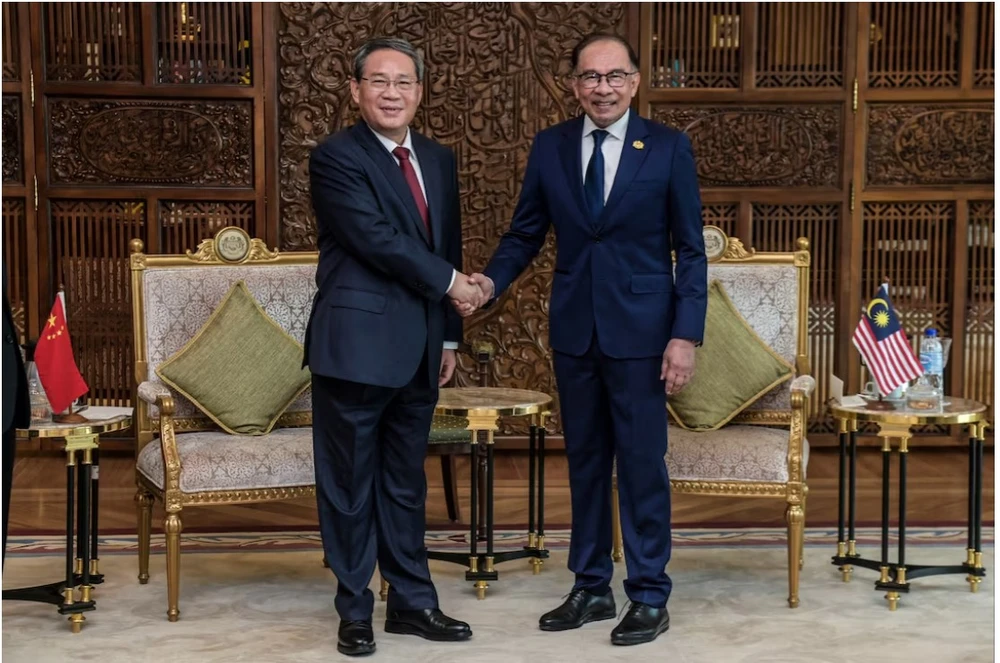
[3,274,29,433]
[303,122,463,389]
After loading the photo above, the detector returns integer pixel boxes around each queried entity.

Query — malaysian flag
[852,283,924,396]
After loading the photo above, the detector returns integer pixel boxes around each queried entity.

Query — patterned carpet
[2,529,994,663]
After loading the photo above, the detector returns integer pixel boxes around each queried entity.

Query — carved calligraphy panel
[47,99,253,186]
[866,105,995,186]
[649,105,841,187]
[277,3,627,435]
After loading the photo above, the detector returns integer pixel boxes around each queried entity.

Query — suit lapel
[557,116,588,220]
[411,134,444,253]
[597,113,652,232]
[351,123,431,247]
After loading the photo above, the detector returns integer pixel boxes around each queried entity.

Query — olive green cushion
[667,280,795,431]
[429,414,471,443]
[155,281,311,436]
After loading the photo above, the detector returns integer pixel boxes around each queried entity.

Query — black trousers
[3,426,15,567]
[311,352,439,621]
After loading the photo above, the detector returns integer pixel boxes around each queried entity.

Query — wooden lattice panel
[50,200,147,406]
[2,198,28,339]
[159,200,254,253]
[868,3,961,88]
[3,4,20,81]
[44,3,142,82]
[2,95,21,184]
[751,204,839,433]
[650,105,842,187]
[703,204,738,240]
[755,3,845,88]
[47,98,254,186]
[975,2,994,88]
[866,104,994,186]
[965,201,994,421]
[649,2,741,88]
[156,2,253,84]
[862,202,954,434]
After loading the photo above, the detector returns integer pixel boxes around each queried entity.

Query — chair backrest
[129,227,318,449]
[699,225,810,424]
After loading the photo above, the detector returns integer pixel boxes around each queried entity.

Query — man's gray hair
[352,38,424,82]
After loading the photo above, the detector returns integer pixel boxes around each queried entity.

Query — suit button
[4,335,13,344]
[592,235,602,243]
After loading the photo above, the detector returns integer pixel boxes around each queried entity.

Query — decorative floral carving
[2,95,21,184]
[48,99,253,186]
[277,3,627,434]
[650,105,841,187]
[867,105,994,185]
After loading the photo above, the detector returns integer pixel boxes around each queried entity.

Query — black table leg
[527,423,536,554]
[90,446,102,584]
[833,418,850,580]
[879,435,892,600]
[534,424,547,574]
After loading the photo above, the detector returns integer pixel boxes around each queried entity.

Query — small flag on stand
[34,290,89,414]
[851,282,924,397]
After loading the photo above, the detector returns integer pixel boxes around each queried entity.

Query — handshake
[447,272,494,318]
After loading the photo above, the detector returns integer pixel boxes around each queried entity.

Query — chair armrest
[138,381,172,406]
[790,375,816,398]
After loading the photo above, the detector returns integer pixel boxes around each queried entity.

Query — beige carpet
[2,536,994,663]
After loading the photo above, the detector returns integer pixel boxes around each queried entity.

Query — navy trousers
[553,336,673,608]
[311,352,439,621]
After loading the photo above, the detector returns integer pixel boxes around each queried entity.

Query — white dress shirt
[581,108,630,202]
[369,126,458,351]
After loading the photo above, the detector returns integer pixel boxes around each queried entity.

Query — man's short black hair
[570,33,640,72]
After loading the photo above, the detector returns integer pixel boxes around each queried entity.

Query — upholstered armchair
[612,226,814,608]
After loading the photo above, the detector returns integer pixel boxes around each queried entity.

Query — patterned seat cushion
[429,414,470,444]
[667,425,809,483]
[136,428,314,493]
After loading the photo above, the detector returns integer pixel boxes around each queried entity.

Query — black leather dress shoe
[539,589,617,632]
[337,620,375,656]
[385,608,472,642]
[610,603,670,646]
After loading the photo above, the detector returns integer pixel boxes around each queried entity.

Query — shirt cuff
[442,342,459,350]
[447,269,457,294]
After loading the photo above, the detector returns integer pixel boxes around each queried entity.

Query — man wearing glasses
[305,37,478,656]
[460,33,707,646]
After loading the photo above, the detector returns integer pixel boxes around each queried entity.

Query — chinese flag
[35,293,89,413]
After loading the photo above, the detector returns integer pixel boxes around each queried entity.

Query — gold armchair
[612,227,813,608]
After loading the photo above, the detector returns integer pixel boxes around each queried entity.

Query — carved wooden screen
[642,2,994,445]
[24,2,267,420]
[274,2,633,435]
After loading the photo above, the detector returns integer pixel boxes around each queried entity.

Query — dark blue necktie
[584,129,608,220]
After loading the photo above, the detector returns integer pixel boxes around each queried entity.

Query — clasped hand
[447,273,494,317]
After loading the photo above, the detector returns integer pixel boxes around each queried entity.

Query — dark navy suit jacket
[304,122,463,388]
[484,113,707,358]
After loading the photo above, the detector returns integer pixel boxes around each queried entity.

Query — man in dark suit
[464,34,707,646]
[304,37,479,656]
[3,273,30,567]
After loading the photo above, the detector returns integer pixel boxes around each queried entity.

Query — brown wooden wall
[2,2,993,450]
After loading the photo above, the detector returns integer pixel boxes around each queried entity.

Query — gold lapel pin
[632,140,645,150]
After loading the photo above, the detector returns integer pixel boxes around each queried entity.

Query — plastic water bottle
[918,329,944,393]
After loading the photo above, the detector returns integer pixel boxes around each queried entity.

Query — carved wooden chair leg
[135,488,154,585]
[799,485,809,570]
[164,510,183,621]
[440,455,461,523]
[786,500,804,608]
[611,477,624,563]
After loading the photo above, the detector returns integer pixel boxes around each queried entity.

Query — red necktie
[392,146,430,235]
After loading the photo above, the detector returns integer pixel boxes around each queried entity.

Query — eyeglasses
[360,77,419,92]
[575,71,637,89]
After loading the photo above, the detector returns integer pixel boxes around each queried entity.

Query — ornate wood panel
[867,2,961,88]
[47,98,254,186]
[703,204,738,239]
[649,105,842,188]
[156,2,253,84]
[752,204,840,433]
[649,2,742,88]
[866,104,994,186]
[2,95,22,184]
[276,2,629,435]
[2,3,20,81]
[756,4,845,88]
[965,201,994,421]
[50,200,146,406]
[43,3,143,82]
[3,199,29,339]
[159,200,255,253]
[975,2,994,87]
